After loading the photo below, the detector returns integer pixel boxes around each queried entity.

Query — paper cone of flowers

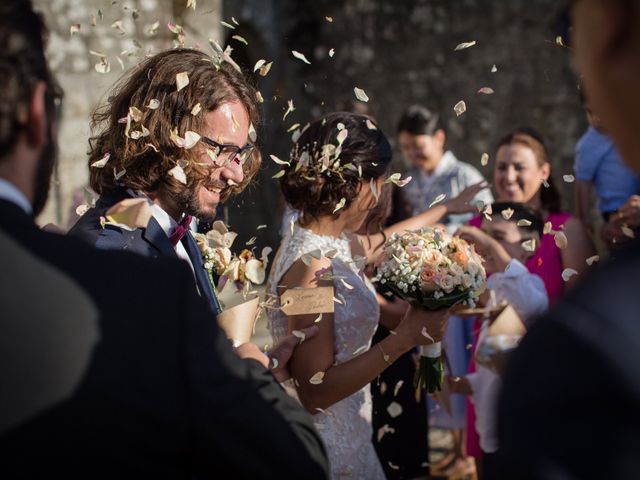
[216,281,260,347]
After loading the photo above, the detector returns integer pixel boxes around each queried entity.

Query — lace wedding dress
[267,226,386,479]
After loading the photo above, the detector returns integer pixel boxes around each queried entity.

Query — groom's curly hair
[88,48,261,201]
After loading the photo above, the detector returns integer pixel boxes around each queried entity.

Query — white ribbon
[419,341,442,359]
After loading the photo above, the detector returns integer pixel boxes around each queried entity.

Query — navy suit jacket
[69,190,221,314]
[0,199,328,478]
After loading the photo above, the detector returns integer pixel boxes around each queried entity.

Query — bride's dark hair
[280,112,392,227]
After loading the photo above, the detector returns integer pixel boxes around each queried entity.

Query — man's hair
[396,104,444,136]
[0,0,58,160]
[489,201,544,239]
[88,49,261,200]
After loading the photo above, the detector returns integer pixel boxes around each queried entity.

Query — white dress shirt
[466,259,548,453]
[0,178,32,215]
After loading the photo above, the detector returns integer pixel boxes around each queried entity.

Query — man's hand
[270,325,320,382]
[235,325,319,383]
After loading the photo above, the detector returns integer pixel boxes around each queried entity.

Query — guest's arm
[560,217,596,289]
[575,179,594,234]
[359,181,490,262]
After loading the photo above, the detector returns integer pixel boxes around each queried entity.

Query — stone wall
[217,0,586,254]
[35,1,586,247]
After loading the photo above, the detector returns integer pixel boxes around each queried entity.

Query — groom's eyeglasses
[201,136,254,168]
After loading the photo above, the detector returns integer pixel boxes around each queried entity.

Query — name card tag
[280,286,335,316]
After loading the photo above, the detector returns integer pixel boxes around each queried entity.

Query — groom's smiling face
[175,101,249,222]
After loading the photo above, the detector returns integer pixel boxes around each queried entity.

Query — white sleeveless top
[267,225,385,479]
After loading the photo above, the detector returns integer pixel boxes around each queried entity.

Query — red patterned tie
[169,214,193,246]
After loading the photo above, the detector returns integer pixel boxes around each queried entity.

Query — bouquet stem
[414,342,444,393]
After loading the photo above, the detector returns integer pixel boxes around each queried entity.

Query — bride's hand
[395,306,451,345]
[442,181,490,215]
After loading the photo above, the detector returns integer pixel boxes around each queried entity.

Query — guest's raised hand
[613,195,640,228]
[455,225,494,252]
[443,181,490,214]
[395,305,451,345]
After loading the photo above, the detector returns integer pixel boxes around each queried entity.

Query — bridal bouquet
[375,227,486,393]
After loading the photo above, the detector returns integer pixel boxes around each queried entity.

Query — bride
[267,112,484,478]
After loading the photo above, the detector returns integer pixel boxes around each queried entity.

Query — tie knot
[169,214,193,246]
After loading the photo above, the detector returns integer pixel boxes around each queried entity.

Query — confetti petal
[258,62,273,76]
[329,48,335,58]
[554,231,568,249]
[429,193,447,208]
[562,268,578,282]
[454,40,476,51]
[283,99,295,121]
[253,59,266,72]
[522,238,537,252]
[91,153,110,168]
[563,174,575,183]
[146,99,160,110]
[477,87,494,95]
[168,164,187,184]
[516,219,532,227]
[481,153,489,166]
[232,35,248,45]
[292,50,311,64]
[386,402,403,418]
[501,208,514,220]
[176,71,189,92]
[70,24,81,36]
[309,371,325,384]
[183,131,201,149]
[272,170,286,179]
[454,100,466,117]
[354,87,369,102]
[191,103,202,116]
[270,154,290,166]
[586,255,600,266]
[622,225,636,238]
[543,221,553,235]
[333,197,346,214]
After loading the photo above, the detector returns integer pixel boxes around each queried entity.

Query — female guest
[394,104,494,233]
[478,128,595,302]
[266,112,483,479]
[394,105,492,478]
[465,127,595,466]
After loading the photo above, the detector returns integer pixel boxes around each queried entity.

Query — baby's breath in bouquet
[375,227,486,393]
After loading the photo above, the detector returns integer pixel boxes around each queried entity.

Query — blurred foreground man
[0,1,328,478]
[497,1,640,479]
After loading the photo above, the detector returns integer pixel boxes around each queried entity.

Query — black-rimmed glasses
[201,136,254,168]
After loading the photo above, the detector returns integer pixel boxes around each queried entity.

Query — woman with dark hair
[394,104,493,232]
[266,112,484,478]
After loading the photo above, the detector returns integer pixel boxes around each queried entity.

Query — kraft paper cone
[216,296,260,347]
[487,304,526,337]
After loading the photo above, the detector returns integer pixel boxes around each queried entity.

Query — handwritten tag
[280,286,335,316]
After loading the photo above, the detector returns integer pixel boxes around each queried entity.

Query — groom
[69,48,261,313]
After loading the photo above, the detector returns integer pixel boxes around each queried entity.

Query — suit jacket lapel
[181,231,222,314]
[142,217,177,258]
